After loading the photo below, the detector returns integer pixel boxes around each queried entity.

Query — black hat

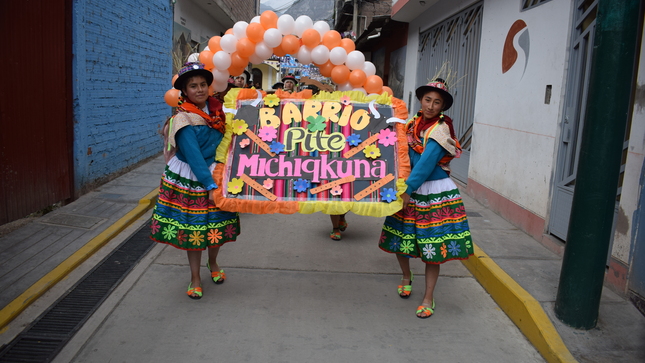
[415,78,453,111]
[272,82,284,89]
[282,74,297,85]
[174,62,213,90]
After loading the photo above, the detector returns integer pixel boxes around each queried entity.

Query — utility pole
[352,0,358,37]
[554,0,642,329]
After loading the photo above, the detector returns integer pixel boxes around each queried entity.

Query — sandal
[207,261,226,284]
[416,300,436,319]
[397,271,413,298]
[330,230,342,240]
[187,282,202,299]
[339,220,348,232]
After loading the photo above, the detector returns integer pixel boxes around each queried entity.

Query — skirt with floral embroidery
[150,156,240,250]
[379,178,473,264]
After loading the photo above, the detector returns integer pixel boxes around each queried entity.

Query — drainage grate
[0,222,155,363]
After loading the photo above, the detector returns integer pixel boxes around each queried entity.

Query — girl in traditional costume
[151,62,241,299]
[378,75,474,318]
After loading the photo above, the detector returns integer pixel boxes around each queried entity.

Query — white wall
[174,0,229,47]
[469,0,571,218]
[612,25,645,264]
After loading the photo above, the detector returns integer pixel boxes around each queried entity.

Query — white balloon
[249,54,263,64]
[346,50,366,70]
[277,14,295,35]
[212,51,232,70]
[213,81,229,92]
[187,52,200,62]
[313,21,330,38]
[310,45,329,64]
[204,46,210,51]
[338,81,352,91]
[329,47,347,66]
[250,16,261,24]
[362,61,376,77]
[212,69,230,84]
[297,46,312,64]
[263,28,282,48]
[233,21,248,39]
[220,34,238,54]
[352,87,367,95]
[255,41,273,59]
[294,15,313,37]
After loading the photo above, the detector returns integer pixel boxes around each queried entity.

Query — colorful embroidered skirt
[150,156,240,250]
[379,178,473,264]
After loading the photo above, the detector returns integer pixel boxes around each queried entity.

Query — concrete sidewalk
[0,155,643,362]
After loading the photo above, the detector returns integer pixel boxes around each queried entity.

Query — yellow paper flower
[231,119,248,135]
[263,94,281,107]
[363,144,381,159]
[227,177,245,194]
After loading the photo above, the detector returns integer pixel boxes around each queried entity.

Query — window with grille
[521,0,552,11]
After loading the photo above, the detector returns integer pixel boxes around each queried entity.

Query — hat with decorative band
[415,78,453,111]
[282,74,298,85]
[174,62,213,90]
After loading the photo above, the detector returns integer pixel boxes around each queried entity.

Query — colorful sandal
[397,271,413,298]
[207,261,226,284]
[330,230,342,240]
[416,300,436,319]
[339,220,348,232]
[187,283,202,300]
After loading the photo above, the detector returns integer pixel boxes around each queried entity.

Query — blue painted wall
[72,0,173,192]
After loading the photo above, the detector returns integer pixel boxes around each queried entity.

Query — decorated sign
[164,10,411,216]
[211,90,409,216]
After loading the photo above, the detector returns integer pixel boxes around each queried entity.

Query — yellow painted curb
[0,189,158,331]
[462,243,578,363]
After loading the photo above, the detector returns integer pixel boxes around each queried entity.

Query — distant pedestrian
[282,74,298,93]
[151,62,240,300]
[378,75,473,318]
[234,70,251,88]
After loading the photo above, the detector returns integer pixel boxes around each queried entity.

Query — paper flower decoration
[346,133,362,146]
[293,178,310,193]
[227,178,244,194]
[306,115,327,132]
[377,128,397,147]
[340,95,351,105]
[330,185,343,196]
[263,178,274,190]
[231,119,248,135]
[239,138,250,148]
[258,126,278,142]
[380,188,397,203]
[363,144,381,159]
[263,94,280,107]
[270,141,285,154]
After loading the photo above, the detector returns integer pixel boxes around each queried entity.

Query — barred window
[521,0,552,11]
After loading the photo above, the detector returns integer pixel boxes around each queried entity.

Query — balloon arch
[165,11,391,104]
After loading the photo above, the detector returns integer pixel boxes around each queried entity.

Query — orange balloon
[225,28,234,35]
[228,65,245,77]
[273,43,287,57]
[246,23,265,43]
[364,75,384,94]
[198,50,214,69]
[230,51,249,69]
[381,86,394,96]
[322,30,342,49]
[340,38,355,53]
[172,74,178,87]
[164,89,181,107]
[236,38,255,58]
[281,34,300,55]
[319,61,334,77]
[260,10,278,29]
[208,36,222,53]
[331,65,350,84]
[301,29,320,48]
[349,69,367,88]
